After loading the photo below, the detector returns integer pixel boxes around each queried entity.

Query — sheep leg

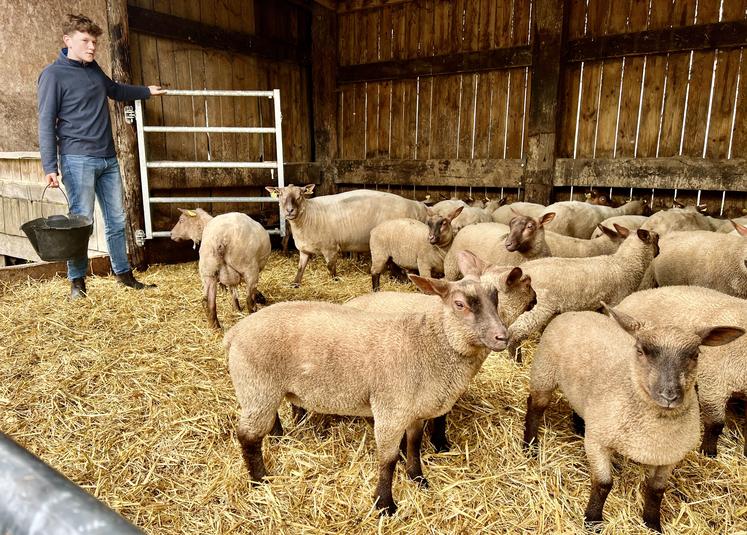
[370,251,388,292]
[743,399,747,457]
[429,415,451,453]
[416,259,432,279]
[642,464,674,533]
[373,419,406,515]
[404,420,428,488]
[293,252,311,287]
[269,413,284,437]
[204,276,220,329]
[571,411,586,436]
[583,439,614,527]
[322,250,339,280]
[243,270,260,312]
[508,341,523,363]
[699,400,728,458]
[230,287,242,312]
[523,391,552,451]
[281,229,291,256]
[291,404,308,424]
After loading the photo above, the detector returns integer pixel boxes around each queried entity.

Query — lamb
[451,205,495,233]
[523,304,743,532]
[369,206,462,291]
[169,208,270,329]
[544,224,626,258]
[617,285,747,457]
[541,199,649,238]
[649,229,747,298]
[640,207,716,235]
[346,251,536,452]
[430,198,467,216]
[492,201,546,224]
[590,215,648,238]
[225,274,508,514]
[265,184,428,287]
[507,228,659,350]
[443,213,555,280]
[584,189,616,206]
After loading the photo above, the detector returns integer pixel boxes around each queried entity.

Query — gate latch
[134,229,146,247]
[124,106,136,124]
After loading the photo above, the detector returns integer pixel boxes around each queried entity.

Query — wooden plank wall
[558,0,747,216]
[127,0,312,232]
[336,0,532,202]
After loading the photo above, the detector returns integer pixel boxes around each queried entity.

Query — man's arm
[37,69,61,185]
[101,67,165,101]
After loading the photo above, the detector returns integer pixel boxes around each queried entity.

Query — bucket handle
[39,184,71,220]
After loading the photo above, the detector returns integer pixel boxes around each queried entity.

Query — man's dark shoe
[70,277,87,300]
[116,270,156,290]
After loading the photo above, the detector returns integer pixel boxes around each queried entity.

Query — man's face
[63,31,97,63]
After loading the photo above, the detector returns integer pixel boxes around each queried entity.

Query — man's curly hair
[63,14,103,37]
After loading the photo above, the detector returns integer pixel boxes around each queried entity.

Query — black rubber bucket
[20,186,93,262]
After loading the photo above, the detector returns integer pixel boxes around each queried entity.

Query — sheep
[431,199,467,216]
[346,251,537,452]
[541,199,649,238]
[590,215,648,238]
[648,229,747,298]
[451,205,495,233]
[169,208,270,329]
[369,206,463,291]
[507,228,660,351]
[225,274,508,514]
[265,184,427,287]
[443,213,555,280]
[492,201,546,224]
[616,285,747,458]
[639,207,717,235]
[544,224,626,258]
[523,304,743,532]
[584,189,617,206]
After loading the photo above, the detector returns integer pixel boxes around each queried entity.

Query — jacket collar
[57,48,94,68]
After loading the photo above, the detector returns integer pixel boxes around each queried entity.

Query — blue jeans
[60,155,131,280]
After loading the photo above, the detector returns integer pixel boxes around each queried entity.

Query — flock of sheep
[169,185,747,533]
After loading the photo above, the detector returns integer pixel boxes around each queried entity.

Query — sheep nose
[660,390,679,403]
[428,235,437,243]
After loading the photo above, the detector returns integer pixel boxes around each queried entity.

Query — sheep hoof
[377,501,398,516]
[431,439,451,453]
[412,475,429,489]
[290,282,300,288]
[699,446,717,458]
[583,520,604,533]
[254,291,267,305]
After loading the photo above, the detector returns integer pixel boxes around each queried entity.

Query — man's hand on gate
[149,85,167,96]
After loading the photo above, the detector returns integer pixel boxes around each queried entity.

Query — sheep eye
[454,300,465,310]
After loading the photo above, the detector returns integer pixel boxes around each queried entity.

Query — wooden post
[106,0,147,270]
[311,3,339,196]
[523,0,566,205]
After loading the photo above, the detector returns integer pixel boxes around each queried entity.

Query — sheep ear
[602,302,642,334]
[302,184,316,196]
[510,207,524,217]
[636,228,653,242]
[448,205,464,220]
[498,197,507,207]
[673,199,684,209]
[539,212,556,226]
[505,266,525,287]
[612,223,630,238]
[597,224,617,239]
[730,220,747,236]
[697,326,745,347]
[457,249,488,278]
[265,186,280,199]
[409,274,450,298]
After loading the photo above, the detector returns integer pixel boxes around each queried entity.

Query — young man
[38,13,166,299]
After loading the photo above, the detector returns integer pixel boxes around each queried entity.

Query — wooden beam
[566,20,747,63]
[146,163,322,189]
[0,254,111,284]
[334,159,524,187]
[311,3,339,196]
[127,6,309,64]
[337,0,410,14]
[523,0,565,205]
[107,0,147,270]
[555,157,747,192]
[338,46,532,83]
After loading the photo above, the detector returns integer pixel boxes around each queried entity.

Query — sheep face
[409,275,509,352]
[425,206,463,246]
[170,208,204,244]
[504,212,555,252]
[265,184,315,220]
[605,305,745,410]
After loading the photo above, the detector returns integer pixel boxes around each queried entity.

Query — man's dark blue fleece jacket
[37,48,151,175]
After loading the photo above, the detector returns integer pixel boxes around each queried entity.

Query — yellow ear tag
[270,191,278,199]
[186,210,197,217]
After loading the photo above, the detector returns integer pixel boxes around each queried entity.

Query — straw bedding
[0,252,745,534]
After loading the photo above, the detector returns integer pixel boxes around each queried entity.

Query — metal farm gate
[133,89,286,242]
